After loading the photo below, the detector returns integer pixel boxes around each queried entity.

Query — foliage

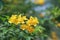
[0,14,46,40]
[47,7,60,23]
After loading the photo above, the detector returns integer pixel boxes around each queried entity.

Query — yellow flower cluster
[20,24,34,33]
[34,0,45,5]
[26,16,39,26]
[8,14,39,33]
[8,15,27,25]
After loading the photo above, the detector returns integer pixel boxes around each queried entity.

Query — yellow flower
[27,26,34,33]
[20,24,27,30]
[22,16,28,20]
[17,15,28,24]
[51,32,58,40]
[34,0,45,5]
[20,24,34,33]
[26,16,39,26]
[8,15,20,25]
[56,23,60,27]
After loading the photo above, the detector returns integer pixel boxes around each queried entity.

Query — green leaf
[33,26,45,34]
[26,37,31,40]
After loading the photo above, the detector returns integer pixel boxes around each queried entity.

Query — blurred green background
[0,0,60,40]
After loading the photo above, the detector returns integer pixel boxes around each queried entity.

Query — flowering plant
[8,14,39,33]
[0,14,46,40]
